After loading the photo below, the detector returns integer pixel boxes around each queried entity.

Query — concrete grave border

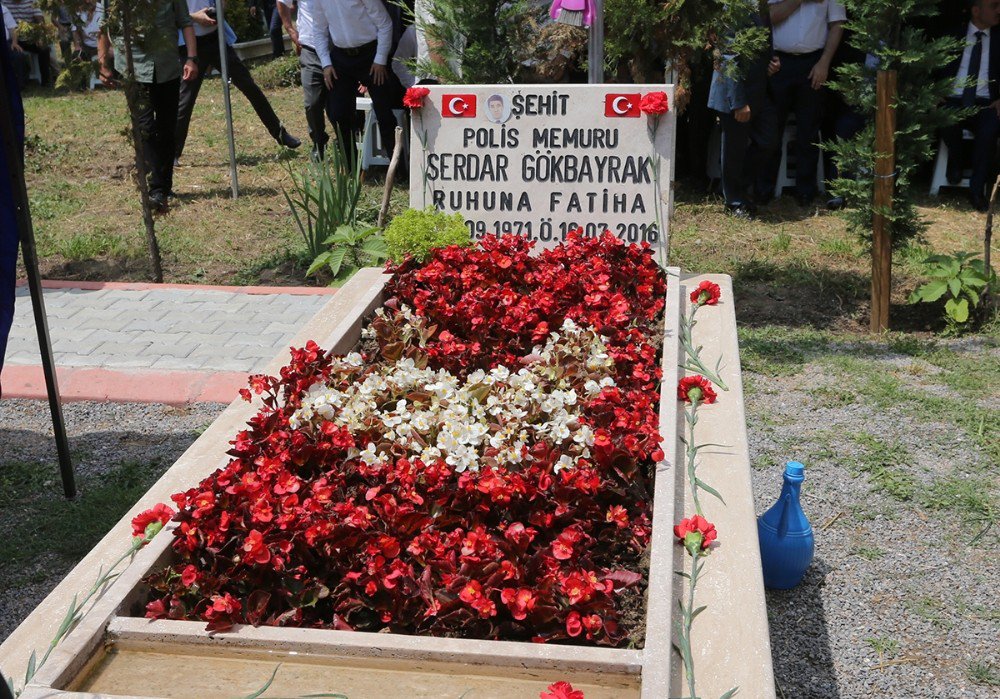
[2,268,772,697]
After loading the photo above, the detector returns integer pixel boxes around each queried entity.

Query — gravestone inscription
[408,84,676,257]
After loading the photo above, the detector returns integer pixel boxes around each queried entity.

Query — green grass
[850,433,918,502]
[966,661,1000,686]
[850,545,886,561]
[0,459,162,592]
[864,636,900,659]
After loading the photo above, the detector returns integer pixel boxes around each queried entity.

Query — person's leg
[174,49,206,160]
[223,44,284,138]
[20,42,51,85]
[152,78,181,196]
[326,50,361,165]
[968,104,1000,203]
[792,58,823,201]
[363,77,398,158]
[268,2,285,58]
[746,96,780,202]
[300,47,329,153]
[757,68,792,202]
[719,113,752,208]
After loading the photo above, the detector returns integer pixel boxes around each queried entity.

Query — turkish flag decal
[442,94,477,118]
[604,93,641,118]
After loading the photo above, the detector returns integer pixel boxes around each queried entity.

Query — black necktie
[963,31,985,108]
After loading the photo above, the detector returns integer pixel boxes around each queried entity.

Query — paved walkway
[1,281,336,403]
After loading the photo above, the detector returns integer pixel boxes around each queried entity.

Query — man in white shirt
[762,0,846,205]
[312,0,396,165]
[72,0,102,60]
[174,0,301,163]
[277,0,331,158]
[941,0,1000,212]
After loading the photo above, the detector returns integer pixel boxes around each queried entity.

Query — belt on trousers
[333,40,377,57]
[775,49,824,60]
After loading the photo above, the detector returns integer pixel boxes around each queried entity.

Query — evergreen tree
[828,1,964,248]
[416,0,531,84]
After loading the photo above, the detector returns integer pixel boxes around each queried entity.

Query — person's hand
[11,41,23,53]
[808,59,829,90]
[734,105,751,123]
[768,55,781,76]
[99,65,116,87]
[182,58,199,82]
[357,84,368,96]
[370,62,387,86]
[323,65,337,89]
[992,99,1000,118]
[249,5,257,17]
[289,28,301,54]
[190,8,217,27]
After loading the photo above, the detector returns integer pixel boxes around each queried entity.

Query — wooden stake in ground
[378,126,404,229]
[984,173,998,311]
[870,70,897,333]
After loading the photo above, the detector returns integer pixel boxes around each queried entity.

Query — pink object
[549,0,595,27]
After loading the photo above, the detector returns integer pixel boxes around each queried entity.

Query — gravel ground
[0,399,226,642]
[747,341,999,698]
[0,337,996,697]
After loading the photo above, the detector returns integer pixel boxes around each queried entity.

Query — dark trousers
[175,33,283,159]
[137,78,180,198]
[762,50,825,199]
[19,41,51,85]
[719,98,779,206]
[942,96,1000,198]
[823,89,866,183]
[300,45,329,149]
[326,41,397,164]
[260,0,285,57]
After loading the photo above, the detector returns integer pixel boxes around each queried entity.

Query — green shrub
[252,53,300,89]
[908,252,997,333]
[384,208,471,262]
[55,59,94,92]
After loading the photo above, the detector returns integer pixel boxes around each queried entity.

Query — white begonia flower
[554,454,575,473]
[288,314,618,474]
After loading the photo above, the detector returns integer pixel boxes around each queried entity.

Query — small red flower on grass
[540,680,585,699]
[131,503,174,541]
[690,280,721,307]
[677,375,717,404]
[403,86,431,109]
[674,515,718,556]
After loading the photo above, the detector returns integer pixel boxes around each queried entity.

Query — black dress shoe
[726,203,757,220]
[276,126,301,149]
[946,161,963,185]
[971,193,990,213]
[826,195,846,210]
[148,191,168,214]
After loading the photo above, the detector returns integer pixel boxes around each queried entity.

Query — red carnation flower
[677,375,717,404]
[540,681,585,699]
[403,86,431,109]
[674,515,718,555]
[690,280,721,307]
[131,503,174,540]
[640,91,669,115]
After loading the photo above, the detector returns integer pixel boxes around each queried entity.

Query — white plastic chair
[774,115,825,199]
[929,131,974,195]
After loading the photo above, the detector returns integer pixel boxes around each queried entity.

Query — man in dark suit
[942,0,1000,212]
[708,12,781,219]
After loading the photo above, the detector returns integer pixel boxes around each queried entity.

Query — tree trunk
[984,173,999,312]
[870,70,897,333]
[121,5,163,283]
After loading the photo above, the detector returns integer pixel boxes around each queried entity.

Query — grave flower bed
[142,231,667,648]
